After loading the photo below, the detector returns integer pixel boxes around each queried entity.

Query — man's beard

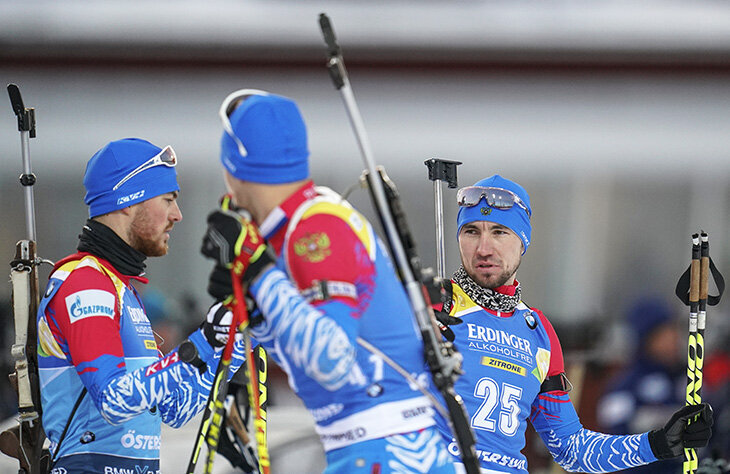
[468,258,520,289]
[129,211,169,257]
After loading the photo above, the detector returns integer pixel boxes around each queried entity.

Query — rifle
[318,14,480,474]
[0,84,51,474]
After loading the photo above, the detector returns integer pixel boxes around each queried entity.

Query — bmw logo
[524,311,537,330]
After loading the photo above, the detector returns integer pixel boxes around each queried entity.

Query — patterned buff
[452,265,522,313]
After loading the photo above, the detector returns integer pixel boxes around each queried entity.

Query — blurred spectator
[597,297,685,473]
[138,286,184,353]
[703,317,730,466]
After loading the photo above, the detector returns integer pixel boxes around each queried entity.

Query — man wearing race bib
[38,138,248,473]
[433,174,714,473]
[200,90,455,473]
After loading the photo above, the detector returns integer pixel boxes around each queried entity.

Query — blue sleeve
[531,391,657,472]
[95,329,248,428]
[248,266,366,391]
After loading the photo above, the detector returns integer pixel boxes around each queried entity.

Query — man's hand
[202,301,238,348]
[648,403,713,459]
[201,209,275,286]
[434,310,463,342]
[425,276,461,342]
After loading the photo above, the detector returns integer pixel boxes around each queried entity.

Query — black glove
[423,274,461,341]
[434,310,463,342]
[208,263,233,301]
[202,301,239,348]
[205,269,263,329]
[201,209,275,286]
[648,403,714,459]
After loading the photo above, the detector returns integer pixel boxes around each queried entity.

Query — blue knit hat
[457,175,532,254]
[83,138,179,218]
[220,92,309,184]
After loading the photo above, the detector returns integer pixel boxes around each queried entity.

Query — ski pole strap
[51,388,87,464]
[675,257,725,306]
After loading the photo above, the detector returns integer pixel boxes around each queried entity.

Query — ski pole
[685,232,710,474]
[1,84,46,474]
[424,158,461,279]
[252,345,270,472]
[187,281,269,474]
[319,13,480,474]
[186,317,243,473]
[684,234,701,474]
[675,231,726,474]
[186,297,245,474]
[220,277,269,474]
[204,275,268,474]
[695,232,709,405]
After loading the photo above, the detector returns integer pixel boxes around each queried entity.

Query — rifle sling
[50,387,86,465]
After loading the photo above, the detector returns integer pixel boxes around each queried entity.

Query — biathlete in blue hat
[200,90,455,473]
[432,175,714,473]
[37,138,250,473]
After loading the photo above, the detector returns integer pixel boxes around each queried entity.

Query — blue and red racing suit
[435,281,658,473]
[37,253,247,473]
[248,181,453,473]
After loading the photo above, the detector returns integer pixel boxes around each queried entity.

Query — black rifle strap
[50,388,87,464]
[539,372,573,393]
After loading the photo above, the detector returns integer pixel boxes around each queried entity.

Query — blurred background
[1,1,730,472]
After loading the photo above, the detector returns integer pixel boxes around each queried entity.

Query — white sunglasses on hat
[112,145,177,191]
[457,185,531,218]
[218,89,271,158]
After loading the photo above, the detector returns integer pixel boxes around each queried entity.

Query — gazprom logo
[65,289,115,324]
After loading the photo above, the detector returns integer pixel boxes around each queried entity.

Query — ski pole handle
[684,234,701,474]
[691,232,709,408]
